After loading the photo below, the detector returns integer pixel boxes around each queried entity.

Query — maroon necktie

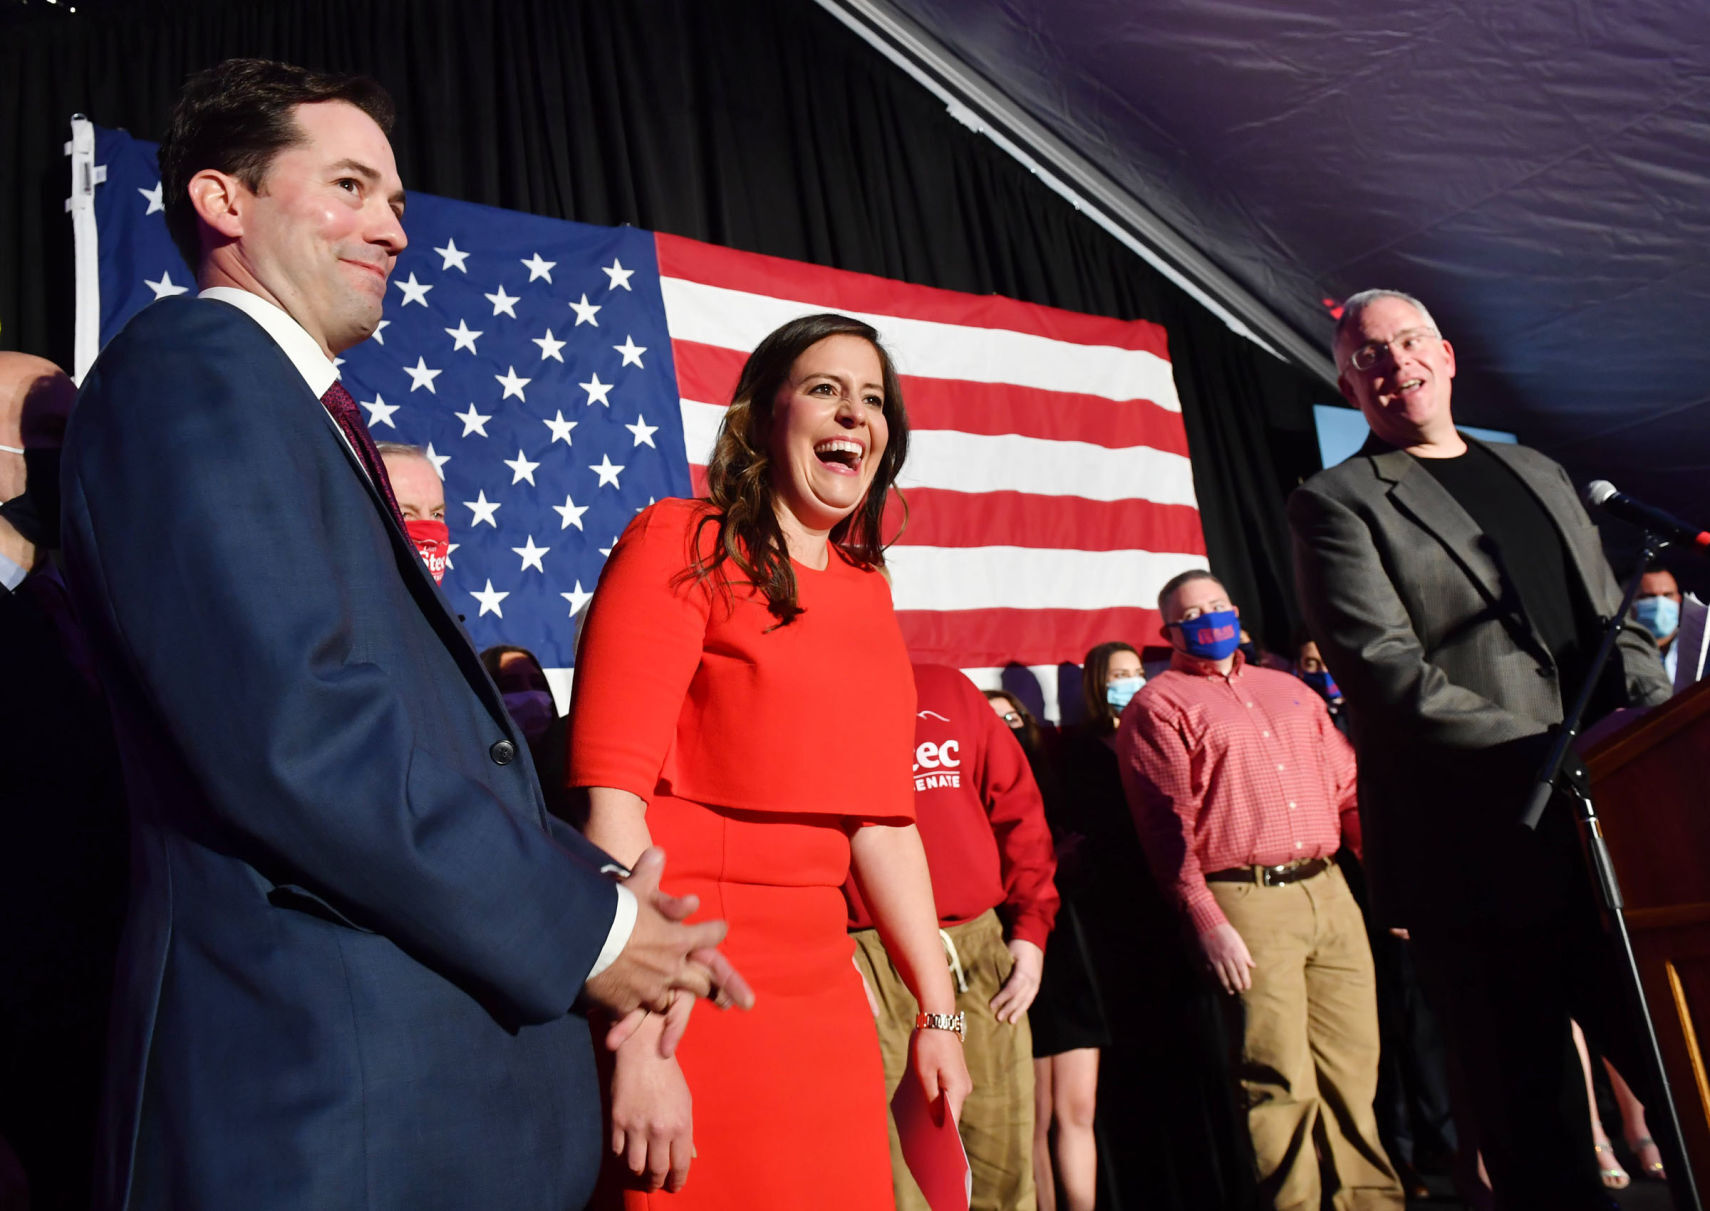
[320,380,408,534]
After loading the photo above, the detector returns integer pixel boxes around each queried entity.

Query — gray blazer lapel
[1368,445,1511,609]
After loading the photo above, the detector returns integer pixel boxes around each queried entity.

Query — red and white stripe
[656,233,1206,683]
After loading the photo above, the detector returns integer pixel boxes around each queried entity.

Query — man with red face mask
[378,441,448,584]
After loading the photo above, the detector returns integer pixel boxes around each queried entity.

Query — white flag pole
[65,115,104,384]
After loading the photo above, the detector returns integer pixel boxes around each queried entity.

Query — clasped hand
[582,846,755,1055]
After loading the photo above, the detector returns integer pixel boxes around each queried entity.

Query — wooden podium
[1587,675,1710,1182]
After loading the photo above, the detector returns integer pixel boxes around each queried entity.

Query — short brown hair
[159,58,396,270]
[1156,568,1221,619]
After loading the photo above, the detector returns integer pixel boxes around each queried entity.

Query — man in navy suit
[61,59,744,1210]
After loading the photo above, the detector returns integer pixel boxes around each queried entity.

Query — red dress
[568,499,916,1210]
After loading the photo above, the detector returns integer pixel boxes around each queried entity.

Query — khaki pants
[851,909,1036,1211]
[1209,863,1403,1211]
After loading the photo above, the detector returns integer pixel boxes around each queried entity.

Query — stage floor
[1410,1169,1676,1209]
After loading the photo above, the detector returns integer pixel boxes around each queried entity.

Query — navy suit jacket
[62,297,619,1210]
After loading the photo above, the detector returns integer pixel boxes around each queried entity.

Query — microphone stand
[1521,531,1701,1211]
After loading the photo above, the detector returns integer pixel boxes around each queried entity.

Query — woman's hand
[913,1027,973,1125]
[610,1016,695,1192]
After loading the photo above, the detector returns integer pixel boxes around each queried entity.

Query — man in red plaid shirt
[1117,569,1402,1211]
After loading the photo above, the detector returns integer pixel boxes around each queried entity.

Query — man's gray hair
[1332,289,1442,361]
[375,441,430,462]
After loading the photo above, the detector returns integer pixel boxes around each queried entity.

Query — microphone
[1584,480,1710,552]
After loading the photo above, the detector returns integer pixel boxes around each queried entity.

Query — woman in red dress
[568,313,972,1208]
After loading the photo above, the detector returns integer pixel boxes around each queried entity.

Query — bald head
[0,353,75,502]
[0,353,75,446]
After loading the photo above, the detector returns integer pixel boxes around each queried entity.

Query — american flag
[78,123,1205,717]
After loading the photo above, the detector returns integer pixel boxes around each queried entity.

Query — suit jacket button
[490,739,517,765]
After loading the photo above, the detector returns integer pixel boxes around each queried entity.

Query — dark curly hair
[686,313,910,626]
[159,58,395,271]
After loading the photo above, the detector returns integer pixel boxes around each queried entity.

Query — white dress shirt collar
[0,548,27,592]
[199,287,339,400]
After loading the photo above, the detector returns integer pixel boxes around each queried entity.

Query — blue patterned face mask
[1169,609,1241,661]
[1634,595,1680,641]
[1105,676,1144,711]
[1299,668,1341,701]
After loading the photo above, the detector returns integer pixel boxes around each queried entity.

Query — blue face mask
[1170,609,1241,661]
[1634,595,1680,641]
[1299,668,1341,701]
[1105,676,1144,711]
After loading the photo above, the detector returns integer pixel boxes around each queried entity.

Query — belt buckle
[1258,863,1285,887]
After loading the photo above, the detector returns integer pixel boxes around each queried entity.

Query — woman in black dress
[985,688,1107,1211]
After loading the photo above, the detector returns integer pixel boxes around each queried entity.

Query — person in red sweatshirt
[847,663,1061,1211]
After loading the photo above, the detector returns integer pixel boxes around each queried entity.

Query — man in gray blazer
[1288,289,1671,1210]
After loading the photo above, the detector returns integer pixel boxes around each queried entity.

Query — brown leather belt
[1203,857,1329,887]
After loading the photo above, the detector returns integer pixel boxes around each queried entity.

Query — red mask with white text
[406,518,449,584]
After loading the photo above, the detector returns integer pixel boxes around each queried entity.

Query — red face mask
[405,518,449,584]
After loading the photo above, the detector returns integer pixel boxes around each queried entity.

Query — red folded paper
[891,1037,971,1211]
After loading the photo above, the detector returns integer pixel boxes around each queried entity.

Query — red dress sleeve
[567,499,712,798]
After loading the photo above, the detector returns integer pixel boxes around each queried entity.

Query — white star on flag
[434,238,470,272]
[569,294,601,326]
[361,394,400,428]
[495,366,532,402]
[139,182,164,214]
[613,335,647,367]
[464,490,502,527]
[521,252,557,283]
[485,285,519,318]
[625,413,659,447]
[423,443,450,477]
[532,329,567,362]
[504,449,541,485]
[445,319,482,353]
[561,581,594,616]
[444,541,459,568]
[579,372,613,407]
[553,494,589,530]
[454,403,492,437]
[599,534,620,557]
[403,356,443,393]
[590,454,625,488]
[470,579,510,618]
[512,535,549,573]
[372,319,390,346]
[544,411,578,445]
[602,259,635,291]
[144,271,189,299]
[394,272,433,307]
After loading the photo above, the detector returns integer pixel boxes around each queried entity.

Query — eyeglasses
[1344,328,1440,372]
[1000,712,1022,726]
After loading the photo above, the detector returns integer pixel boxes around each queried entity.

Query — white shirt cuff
[0,549,27,592]
[586,883,638,981]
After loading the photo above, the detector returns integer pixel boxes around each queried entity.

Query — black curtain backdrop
[0,0,1332,656]
[0,4,1332,1205]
